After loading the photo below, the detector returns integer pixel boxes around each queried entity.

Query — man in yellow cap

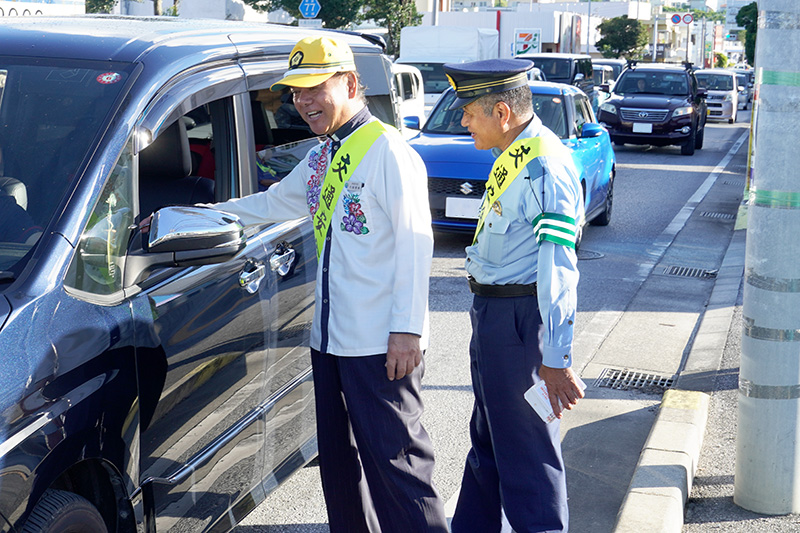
[209,35,447,532]
[443,58,585,532]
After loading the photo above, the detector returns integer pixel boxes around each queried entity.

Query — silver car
[695,69,740,123]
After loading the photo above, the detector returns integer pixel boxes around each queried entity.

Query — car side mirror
[574,73,585,83]
[600,83,610,93]
[738,85,745,92]
[403,116,421,130]
[697,87,708,98]
[124,206,246,287]
[580,123,605,139]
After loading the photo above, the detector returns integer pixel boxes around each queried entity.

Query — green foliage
[85,0,117,13]
[595,15,649,59]
[715,52,728,68]
[736,2,758,66]
[242,0,363,29]
[365,0,421,56]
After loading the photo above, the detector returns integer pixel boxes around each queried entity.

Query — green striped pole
[735,0,800,514]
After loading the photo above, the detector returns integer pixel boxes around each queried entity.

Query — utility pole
[651,5,659,63]
[735,0,800,515]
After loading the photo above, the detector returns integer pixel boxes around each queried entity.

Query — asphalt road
[236,115,752,532]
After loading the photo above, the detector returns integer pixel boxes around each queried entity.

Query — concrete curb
[613,227,747,533]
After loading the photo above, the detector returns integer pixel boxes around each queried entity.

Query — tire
[590,171,614,227]
[695,125,704,150]
[681,125,696,156]
[613,140,625,147]
[22,490,108,533]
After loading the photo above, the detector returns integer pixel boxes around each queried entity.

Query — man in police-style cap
[209,35,447,532]
[445,58,585,532]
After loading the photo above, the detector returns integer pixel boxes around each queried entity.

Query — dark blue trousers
[451,295,569,533]
[311,349,448,533]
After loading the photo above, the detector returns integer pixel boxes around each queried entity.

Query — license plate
[632,122,653,133]
[445,197,481,219]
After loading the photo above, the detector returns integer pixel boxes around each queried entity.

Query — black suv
[596,62,707,155]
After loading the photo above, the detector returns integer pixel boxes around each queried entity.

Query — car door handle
[239,262,266,294]
[269,243,296,277]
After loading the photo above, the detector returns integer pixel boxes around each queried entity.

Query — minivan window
[0,57,133,278]
[532,58,571,81]
[407,62,453,94]
[696,73,735,91]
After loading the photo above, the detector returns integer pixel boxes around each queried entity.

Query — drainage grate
[723,179,745,186]
[577,249,604,261]
[662,265,718,279]
[700,211,736,220]
[594,368,674,391]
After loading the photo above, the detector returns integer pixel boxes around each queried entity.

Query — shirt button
[568,320,573,325]
[323,267,328,273]
[563,355,569,361]
[488,222,492,228]
[326,236,331,241]
[467,258,471,262]
[323,299,329,304]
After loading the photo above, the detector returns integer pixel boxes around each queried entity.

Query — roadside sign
[513,29,541,56]
[671,13,693,24]
[298,0,321,19]
[671,14,682,24]
[683,13,694,24]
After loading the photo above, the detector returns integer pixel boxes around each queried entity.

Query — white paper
[524,377,587,424]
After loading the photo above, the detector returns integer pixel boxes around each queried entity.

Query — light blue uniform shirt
[465,114,583,368]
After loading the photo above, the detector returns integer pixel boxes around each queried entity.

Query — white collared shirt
[211,118,433,356]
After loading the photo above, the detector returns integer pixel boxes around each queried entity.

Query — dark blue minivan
[0,16,400,533]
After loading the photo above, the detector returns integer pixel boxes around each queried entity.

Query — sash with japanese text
[473,135,568,244]
[313,120,389,257]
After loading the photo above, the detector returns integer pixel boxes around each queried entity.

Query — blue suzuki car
[407,82,615,239]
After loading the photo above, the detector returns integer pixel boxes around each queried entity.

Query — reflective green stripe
[533,213,577,249]
[759,69,800,88]
[749,188,800,209]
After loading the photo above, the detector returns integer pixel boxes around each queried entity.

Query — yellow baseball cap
[270,36,357,91]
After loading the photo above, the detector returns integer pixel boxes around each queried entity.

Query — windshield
[423,89,568,140]
[614,71,689,96]
[403,62,451,94]
[529,58,571,81]
[696,73,735,91]
[736,74,747,88]
[0,57,132,281]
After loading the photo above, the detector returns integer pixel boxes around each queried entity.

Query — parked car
[694,69,740,123]
[407,81,615,239]
[596,61,707,155]
[0,15,404,533]
[592,64,616,113]
[517,53,594,96]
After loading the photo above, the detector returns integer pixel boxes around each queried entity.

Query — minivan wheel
[22,490,108,533]
[681,126,696,156]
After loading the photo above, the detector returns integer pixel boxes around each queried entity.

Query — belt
[468,277,537,298]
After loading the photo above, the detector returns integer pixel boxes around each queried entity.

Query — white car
[694,69,740,123]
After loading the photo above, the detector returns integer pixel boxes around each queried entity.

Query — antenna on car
[683,61,694,71]
[627,59,638,68]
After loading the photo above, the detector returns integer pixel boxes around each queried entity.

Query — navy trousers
[311,349,448,533]
[450,295,569,533]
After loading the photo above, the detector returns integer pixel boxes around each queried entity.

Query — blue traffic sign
[299,0,321,19]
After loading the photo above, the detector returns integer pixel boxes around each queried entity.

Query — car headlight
[672,106,693,117]
[599,102,617,115]
[724,93,733,101]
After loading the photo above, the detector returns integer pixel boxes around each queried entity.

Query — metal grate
[429,177,485,197]
[723,179,745,186]
[594,368,674,391]
[700,211,736,220]
[577,249,604,261]
[662,265,718,279]
[620,107,669,122]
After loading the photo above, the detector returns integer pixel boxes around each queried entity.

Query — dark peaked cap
[444,58,534,109]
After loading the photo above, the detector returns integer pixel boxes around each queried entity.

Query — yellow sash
[313,120,389,257]
[473,136,568,243]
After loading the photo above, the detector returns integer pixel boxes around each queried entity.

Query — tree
[736,1,758,66]
[242,0,363,29]
[715,51,728,68]
[85,0,117,13]
[595,15,649,59]
[364,0,421,56]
